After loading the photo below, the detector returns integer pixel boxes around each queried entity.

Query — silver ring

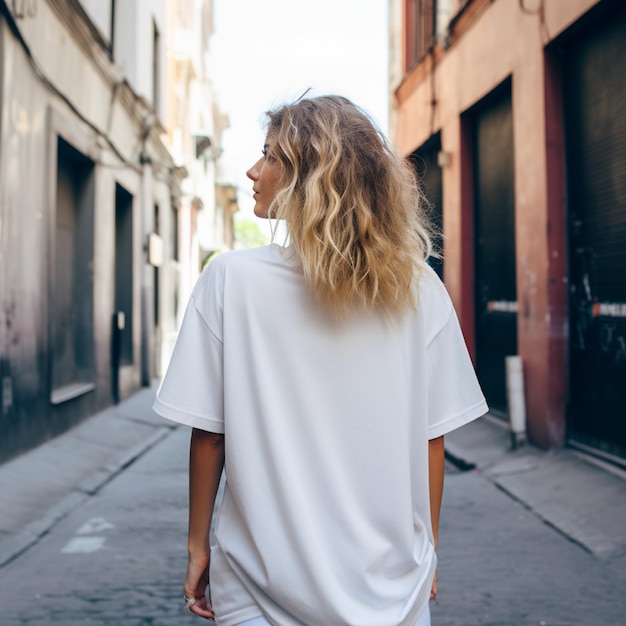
[184,595,197,611]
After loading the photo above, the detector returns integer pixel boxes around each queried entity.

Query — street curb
[78,426,172,494]
[0,491,88,569]
[445,426,626,564]
[487,476,619,560]
[0,426,172,569]
[444,444,477,472]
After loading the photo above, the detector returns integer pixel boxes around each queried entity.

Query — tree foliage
[234,218,269,249]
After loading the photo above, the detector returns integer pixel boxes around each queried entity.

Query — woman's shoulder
[417,265,453,310]
[414,264,455,340]
[199,245,275,276]
[195,245,291,291]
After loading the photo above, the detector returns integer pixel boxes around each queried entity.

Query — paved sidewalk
[445,413,626,577]
[0,381,174,569]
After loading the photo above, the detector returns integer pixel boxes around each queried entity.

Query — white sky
[210,0,390,222]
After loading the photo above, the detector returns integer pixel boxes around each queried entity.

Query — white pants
[237,605,432,626]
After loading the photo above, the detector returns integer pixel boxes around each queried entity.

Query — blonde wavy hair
[265,95,434,316]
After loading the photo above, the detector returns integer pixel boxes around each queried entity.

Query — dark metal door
[114,183,134,366]
[409,133,443,279]
[564,6,626,459]
[473,82,517,414]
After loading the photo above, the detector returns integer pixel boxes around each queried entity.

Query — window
[406,0,436,68]
[152,18,161,114]
[153,203,160,327]
[109,0,116,60]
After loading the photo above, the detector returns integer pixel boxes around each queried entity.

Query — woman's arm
[184,427,225,620]
[428,435,445,600]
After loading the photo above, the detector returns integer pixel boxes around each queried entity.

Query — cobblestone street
[0,420,624,625]
[0,427,198,626]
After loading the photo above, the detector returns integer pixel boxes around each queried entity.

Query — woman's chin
[253,205,270,219]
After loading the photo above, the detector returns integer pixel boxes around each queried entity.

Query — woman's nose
[246,159,261,181]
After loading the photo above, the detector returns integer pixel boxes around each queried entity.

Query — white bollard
[505,355,527,449]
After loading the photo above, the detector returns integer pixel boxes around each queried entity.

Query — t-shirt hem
[214,605,264,626]
[428,399,489,439]
[152,397,225,434]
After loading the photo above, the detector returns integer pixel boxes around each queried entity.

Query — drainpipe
[506,355,527,449]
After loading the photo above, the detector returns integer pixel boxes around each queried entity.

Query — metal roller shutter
[565,5,626,459]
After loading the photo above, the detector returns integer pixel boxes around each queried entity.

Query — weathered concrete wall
[0,1,178,463]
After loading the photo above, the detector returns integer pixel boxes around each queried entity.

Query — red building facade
[391,0,626,464]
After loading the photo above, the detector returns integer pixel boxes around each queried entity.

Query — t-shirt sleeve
[426,305,488,439]
[152,293,225,433]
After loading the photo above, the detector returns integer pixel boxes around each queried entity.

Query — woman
[154,95,488,625]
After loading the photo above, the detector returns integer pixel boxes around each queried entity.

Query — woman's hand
[184,552,214,620]
[430,571,438,601]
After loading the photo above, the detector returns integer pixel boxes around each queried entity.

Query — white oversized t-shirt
[154,244,488,626]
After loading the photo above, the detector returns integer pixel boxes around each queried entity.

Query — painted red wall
[393,0,601,448]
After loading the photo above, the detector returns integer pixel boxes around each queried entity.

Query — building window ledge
[51,382,96,405]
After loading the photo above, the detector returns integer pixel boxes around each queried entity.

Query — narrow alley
[0,386,624,625]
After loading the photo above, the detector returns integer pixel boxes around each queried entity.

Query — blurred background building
[0,0,235,463]
[390,0,626,465]
[162,0,236,371]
